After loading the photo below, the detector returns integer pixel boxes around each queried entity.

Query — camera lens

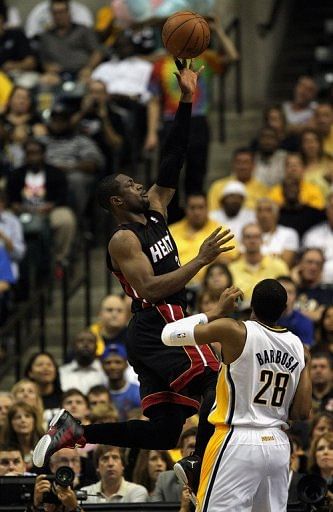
[55,466,75,487]
[297,474,328,505]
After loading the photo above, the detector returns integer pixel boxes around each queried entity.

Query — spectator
[89,294,129,356]
[278,175,326,238]
[32,471,83,511]
[314,102,333,157]
[253,125,287,187]
[132,449,173,496]
[287,437,306,507]
[25,0,93,39]
[310,412,333,441]
[292,248,333,323]
[208,148,267,212]
[59,330,107,394]
[310,353,333,415]
[278,276,314,346]
[302,191,333,284]
[151,427,197,502]
[0,4,37,75]
[2,402,44,470]
[0,243,15,324]
[251,104,299,152]
[202,262,233,302]
[94,3,118,48]
[0,391,13,435]
[101,343,141,421]
[39,0,103,84]
[282,75,318,132]
[169,192,237,289]
[229,222,289,309]
[61,388,90,425]
[90,403,119,424]
[299,128,333,198]
[24,351,63,417]
[44,104,105,220]
[49,446,87,489]
[80,445,149,503]
[71,79,124,173]
[7,138,76,266]
[11,379,44,425]
[269,153,325,210]
[87,385,112,410]
[0,1,21,29]
[145,15,239,219]
[0,190,25,280]
[256,197,299,268]
[209,180,256,243]
[307,432,333,483]
[0,443,26,476]
[316,306,333,354]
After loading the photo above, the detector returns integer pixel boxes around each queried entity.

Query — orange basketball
[162,11,210,59]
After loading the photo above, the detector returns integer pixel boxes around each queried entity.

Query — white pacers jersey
[208,320,305,429]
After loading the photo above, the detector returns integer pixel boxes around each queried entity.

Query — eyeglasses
[52,457,80,465]
[0,458,22,466]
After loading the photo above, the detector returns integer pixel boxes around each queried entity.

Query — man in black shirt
[0,4,36,74]
[33,60,234,502]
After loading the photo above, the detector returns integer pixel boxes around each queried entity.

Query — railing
[0,235,92,382]
[218,17,243,142]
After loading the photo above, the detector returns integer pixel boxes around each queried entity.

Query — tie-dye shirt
[149,50,224,119]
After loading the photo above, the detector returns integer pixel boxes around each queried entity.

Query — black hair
[251,279,287,324]
[203,262,233,289]
[185,191,207,202]
[179,426,198,448]
[0,1,7,22]
[311,351,333,370]
[24,351,62,393]
[23,137,46,154]
[96,173,122,211]
[233,147,254,158]
[87,385,110,396]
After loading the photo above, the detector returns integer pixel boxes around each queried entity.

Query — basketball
[162,11,210,59]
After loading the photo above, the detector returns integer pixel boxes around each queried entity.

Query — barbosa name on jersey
[256,349,300,373]
[150,234,174,263]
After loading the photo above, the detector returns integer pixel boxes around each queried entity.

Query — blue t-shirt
[110,382,141,420]
[279,310,314,346]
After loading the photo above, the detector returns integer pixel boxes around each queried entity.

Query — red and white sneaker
[33,409,86,468]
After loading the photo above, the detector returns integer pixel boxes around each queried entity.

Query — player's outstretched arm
[148,60,204,217]
[162,286,245,350]
[289,347,312,421]
[110,227,234,304]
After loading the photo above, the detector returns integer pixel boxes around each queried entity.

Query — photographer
[27,473,84,512]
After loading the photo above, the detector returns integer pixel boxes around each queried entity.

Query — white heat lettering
[150,235,174,263]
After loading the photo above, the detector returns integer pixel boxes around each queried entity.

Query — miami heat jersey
[209,320,305,429]
[107,210,187,311]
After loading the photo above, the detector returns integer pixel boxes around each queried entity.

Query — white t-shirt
[92,57,153,104]
[210,208,256,243]
[302,221,333,283]
[261,225,300,257]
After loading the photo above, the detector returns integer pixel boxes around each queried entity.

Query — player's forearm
[143,256,203,303]
[156,101,192,189]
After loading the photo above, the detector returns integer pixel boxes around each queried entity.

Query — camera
[297,474,333,511]
[43,466,75,504]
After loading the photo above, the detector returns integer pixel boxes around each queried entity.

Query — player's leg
[252,435,290,512]
[33,402,187,468]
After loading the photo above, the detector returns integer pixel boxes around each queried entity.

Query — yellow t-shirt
[169,218,238,286]
[207,175,268,211]
[0,72,13,112]
[323,126,333,157]
[229,255,289,306]
[269,179,325,209]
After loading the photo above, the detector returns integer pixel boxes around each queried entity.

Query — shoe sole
[174,462,198,506]
[33,409,65,468]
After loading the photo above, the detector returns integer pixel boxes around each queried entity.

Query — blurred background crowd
[1,0,333,510]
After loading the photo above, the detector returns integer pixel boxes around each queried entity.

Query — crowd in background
[0,0,333,509]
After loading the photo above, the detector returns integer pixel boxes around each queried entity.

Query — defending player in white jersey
[162,278,312,512]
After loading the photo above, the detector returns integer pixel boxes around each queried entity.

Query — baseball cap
[101,343,127,361]
[221,181,246,198]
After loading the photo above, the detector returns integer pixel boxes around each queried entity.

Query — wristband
[161,313,208,347]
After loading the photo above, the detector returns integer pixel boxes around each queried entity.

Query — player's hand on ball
[174,58,204,98]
